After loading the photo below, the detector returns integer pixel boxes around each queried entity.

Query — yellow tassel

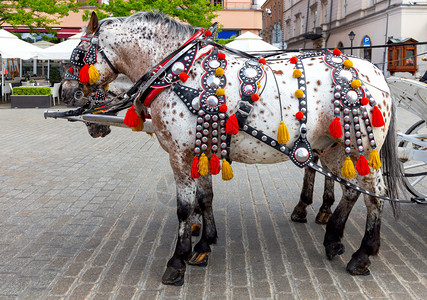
[343,59,353,69]
[342,157,357,179]
[132,114,144,132]
[215,67,224,76]
[198,153,209,176]
[292,69,302,78]
[368,149,381,169]
[88,65,100,84]
[351,79,361,89]
[103,83,109,91]
[277,121,289,144]
[222,159,233,181]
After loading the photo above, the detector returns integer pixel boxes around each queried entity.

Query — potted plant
[11,86,52,108]
[29,79,36,86]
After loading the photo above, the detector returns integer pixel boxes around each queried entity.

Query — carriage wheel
[398,120,427,198]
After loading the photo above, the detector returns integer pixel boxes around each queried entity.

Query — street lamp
[348,31,356,55]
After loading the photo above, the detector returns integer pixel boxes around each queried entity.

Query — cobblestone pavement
[0,106,425,300]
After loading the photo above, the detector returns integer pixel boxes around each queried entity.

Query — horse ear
[86,12,99,35]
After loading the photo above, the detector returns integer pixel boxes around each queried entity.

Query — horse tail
[381,98,406,219]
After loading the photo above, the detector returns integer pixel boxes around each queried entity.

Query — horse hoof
[346,257,371,276]
[191,224,201,237]
[315,211,332,225]
[162,267,185,286]
[188,252,208,267]
[291,209,307,223]
[325,243,345,260]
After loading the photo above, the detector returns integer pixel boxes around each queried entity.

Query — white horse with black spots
[61,12,403,285]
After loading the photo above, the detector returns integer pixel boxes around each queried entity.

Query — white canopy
[37,33,82,60]
[0,29,40,59]
[227,32,280,53]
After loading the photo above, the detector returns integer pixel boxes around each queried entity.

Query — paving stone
[0,107,424,299]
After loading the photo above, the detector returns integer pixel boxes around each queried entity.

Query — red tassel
[210,154,221,175]
[123,104,139,128]
[372,106,385,127]
[179,72,189,82]
[333,48,341,56]
[329,117,343,138]
[191,156,200,178]
[258,58,266,65]
[225,114,239,135]
[356,155,371,176]
[79,64,90,85]
[218,53,226,60]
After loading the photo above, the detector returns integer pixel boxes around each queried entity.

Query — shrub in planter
[12,87,51,95]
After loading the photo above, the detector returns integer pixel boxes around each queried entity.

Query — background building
[262,0,427,78]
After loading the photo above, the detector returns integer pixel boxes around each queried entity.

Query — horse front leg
[323,186,360,260]
[162,172,197,286]
[188,175,217,267]
[315,165,335,224]
[291,155,319,223]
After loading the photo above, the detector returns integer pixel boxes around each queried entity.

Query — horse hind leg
[324,185,360,260]
[291,155,319,223]
[162,172,197,286]
[188,175,217,267]
[347,172,385,276]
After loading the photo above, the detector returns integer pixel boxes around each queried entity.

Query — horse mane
[98,11,197,36]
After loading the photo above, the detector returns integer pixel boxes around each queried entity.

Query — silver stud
[295,147,309,163]
[196,132,202,139]
[271,141,276,146]
[356,132,361,138]
[367,126,372,132]
[353,116,359,123]
[199,110,205,116]
[195,147,201,154]
[345,147,351,154]
[358,145,364,152]
[344,115,350,122]
[197,117,203,124]
[195,140,202,146]
[357,138,362,144]
[219,113,225,119]
[365,119,370,125]
[261,136,267,141]
[203,129,209,135]
[334,108,341,114]
[196,125,202,131]
[355,124,360,130]
[212,115,218,121]
[243,125,248,130]
[252,130,257,136]
[212,130,218,136]
[370,140,376,147]
[221,142,227,148]
[212,137,218,144]
[221,150,227,156]
[201,144,208,151]
[203,122,210,128]
[344,124,350,130]
[212,122,218,129]
[204,114,211,121]
[212,145,218,151]
[345,140,351,145]
[368,133,374,139]
[345,132,351,138]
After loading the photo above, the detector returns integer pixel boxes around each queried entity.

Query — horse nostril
[74,90,84,100]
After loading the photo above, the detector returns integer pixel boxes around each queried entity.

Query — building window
[321,1,328,25]
[310,5,318,30]
[337,41,344,49]
[211,0,223,5]
[387,38,417,75]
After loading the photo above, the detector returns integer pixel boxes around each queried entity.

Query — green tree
[0,0,80,32]
[81,0,221,28]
